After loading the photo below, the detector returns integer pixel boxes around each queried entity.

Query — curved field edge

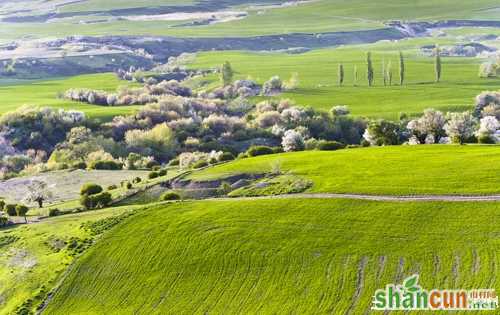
[44,199,500,314]
[187,145,500,196]
[0,206,138,315]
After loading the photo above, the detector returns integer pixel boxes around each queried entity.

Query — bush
[5,204,17,216]
[219,152,235,162]
[160,191,181,201]
[16,205,29,217]
[72,161,87,170]
[0,200,5,210]
[192,160,208,169]
[146,160,160,169]
[317,141,346,151]
[246,146,274,157]
[49,208,61,217]
[478,134,496,144]
[126,182,133,190]
[272,146,284,154]
[107,184,118,191]
[80,183,103,196]
[133,177,142,184]
[168,158,180,166]
[148,172,159,179]
[89,160,123,170]
[80,192,112,210]
[152,165,161,171]
[158,169,168,177]
[237,153,248,159]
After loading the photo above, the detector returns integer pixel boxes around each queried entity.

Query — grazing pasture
[45,199,500,314]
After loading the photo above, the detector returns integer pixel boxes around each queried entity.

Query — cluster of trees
[64,80,191,106]
[337,48,442,87]
[363,104,500,146]
[0,199,29,223]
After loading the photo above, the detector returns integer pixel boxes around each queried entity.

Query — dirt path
[211,193,500,202]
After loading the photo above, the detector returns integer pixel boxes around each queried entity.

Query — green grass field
[0,73,139,121]
[0,206,137,315]
[190,43,500,119]
[188,146,500,196]
[1,0,500,39]
[44,199,500,314]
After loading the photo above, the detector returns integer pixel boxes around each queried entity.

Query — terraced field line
[213,193,500,202]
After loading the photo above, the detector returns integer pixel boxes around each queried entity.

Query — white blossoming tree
[444,112,477,144]
[282,130,305,152]
[476,116,500,143]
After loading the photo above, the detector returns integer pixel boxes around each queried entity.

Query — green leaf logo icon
[403,274,420,292]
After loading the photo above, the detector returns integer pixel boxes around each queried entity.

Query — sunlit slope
[45,199,500,314]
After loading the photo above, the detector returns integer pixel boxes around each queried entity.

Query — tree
[23,180,53,208]
[282,130,305,152]
[387,61,393,86]
[399,51,405,86]
[363,119,403,146]
[367,52,374,87]
[0,216,8,227]
[435,45,442,83]
[444,112,477,144]
[220,61,234,86]
[338,64,344,86]
[353,66,358,87]
[382,59,387,86]
[16,205,29,223]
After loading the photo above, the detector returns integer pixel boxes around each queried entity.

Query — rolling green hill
[1,0,500,39]
[189,43,500,119]
[0,73,139,121]
[0,206,137,315]
[44,199,500,314]
[187,146,500,196]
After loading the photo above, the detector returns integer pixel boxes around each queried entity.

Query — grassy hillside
[188,146,500,195]
[0,73,139,121]
[45,199,500,314]
[1,0,500,39]
[0,206,136,315]
[190,44,500,119]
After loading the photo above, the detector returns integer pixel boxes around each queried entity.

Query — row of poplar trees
[337,48,442,87]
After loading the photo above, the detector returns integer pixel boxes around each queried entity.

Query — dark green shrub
[478,134,495,144]
[152,165,161,171]
[209,158,218,164]
[219,152,235,162]
[237,153,248,159]
[246,146,274,157]
[168,158,180,166]
[80,192,112,210]
[80,183,103,196]
[0,200,5,210]
[126,182,133,190]
[160,191,181,201]
[148,172,159,179]
[158,169,167,177]
[107,184,118,191]
[133,177,142,184]
[89,160,123,170]
[49,209,61,217]
[192,160,208,169]
[317,141,346,151]
[5,204,17,216]
[147,160,160,169]
[72,161,87,170]
[272,146,284,154]
[16,205,29,217]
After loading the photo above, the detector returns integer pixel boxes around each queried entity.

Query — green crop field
[1,0,500,39]
[188,145,500,196]
[190,43,500,119]
[0,73,139,121]
[45,199,500,314]
[0,206,137,315]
